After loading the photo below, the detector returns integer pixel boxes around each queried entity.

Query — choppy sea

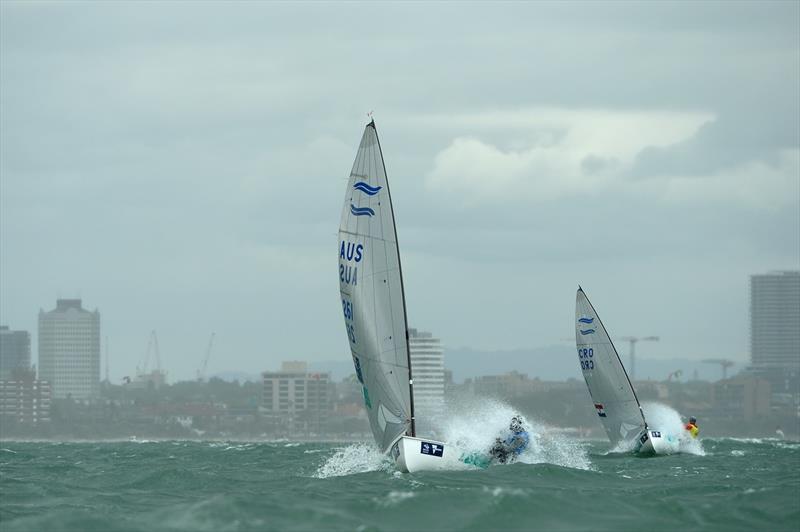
[1,403,798,531]
[1,437,797,531]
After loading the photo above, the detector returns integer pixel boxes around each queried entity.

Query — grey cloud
[629,109,799,178]
[1,1,797,380]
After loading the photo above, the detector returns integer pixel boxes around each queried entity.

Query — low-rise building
[712,375,771,421]
[261,361,332,432]
[0,368,52,424]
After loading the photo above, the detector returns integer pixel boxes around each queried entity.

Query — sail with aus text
[338,121,414,453]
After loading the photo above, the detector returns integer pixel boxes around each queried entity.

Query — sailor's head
[689,416,697,425]
[510,416,523,432]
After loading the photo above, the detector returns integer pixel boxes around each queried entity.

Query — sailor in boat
[685,416,699,438]
[489,416,531,464]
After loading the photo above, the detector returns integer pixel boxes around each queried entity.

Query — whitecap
[313,442,390,478]
[641,402,705,456]
[440,397,593,471]
[377,490,416,506]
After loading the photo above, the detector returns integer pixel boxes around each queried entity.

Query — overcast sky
[1,1,798,382]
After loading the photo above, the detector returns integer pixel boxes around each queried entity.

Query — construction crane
[618,336,659,381]
[138,330,163,376]
[197,332,216,382]
[132,330,167,389]
[702,358,735,380]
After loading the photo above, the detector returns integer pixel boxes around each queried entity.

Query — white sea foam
[641,402,705,456]
[441,397,592,470]
[377,490,416,506]
[313,442,390,478]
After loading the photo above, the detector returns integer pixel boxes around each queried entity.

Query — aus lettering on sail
[339,240,363,286]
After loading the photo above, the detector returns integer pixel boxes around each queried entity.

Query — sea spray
[313,442,390,478]
[441,397,592,470]
[641,402,705,456]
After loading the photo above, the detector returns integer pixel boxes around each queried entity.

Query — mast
[578,287,648,429]
[369,119,416,438]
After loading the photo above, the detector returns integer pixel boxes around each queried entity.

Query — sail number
[577,348,594,370]
[342,299,354,320]
[342,299,356,344]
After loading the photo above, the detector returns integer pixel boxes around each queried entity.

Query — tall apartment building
[408,328,445,426]
[751,271,800,367]
[39,299,101,400]
[0,368,51,424]
[0,326,31,380]
[261,361,331,430]
[749,271,800,397]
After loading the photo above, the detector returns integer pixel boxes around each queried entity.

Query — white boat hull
[391,436,457,473]
[636,429,680,455]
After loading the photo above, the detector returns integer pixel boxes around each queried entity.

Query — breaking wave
[641,402,705,456]
[313,442,391,478]
[440,397,592,471]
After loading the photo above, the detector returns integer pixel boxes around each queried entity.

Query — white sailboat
[338,120,451,472]
[575,287,679,455]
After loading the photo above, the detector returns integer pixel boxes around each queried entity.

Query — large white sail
[575,287,646,446]
[338,121,414,453]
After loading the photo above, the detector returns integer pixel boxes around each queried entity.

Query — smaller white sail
[575,287,646,446]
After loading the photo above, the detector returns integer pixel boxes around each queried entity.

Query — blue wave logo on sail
[350,204,375,217]
[580,329,596,335]
[578,317,594,324]
[353,181,382,196]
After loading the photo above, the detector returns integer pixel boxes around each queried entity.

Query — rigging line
[338,230,397,244]
[364,127,409,430]
[370,125,406,409]
[354,353,411,369]
[372,120,416,438]
[366,132,385,423]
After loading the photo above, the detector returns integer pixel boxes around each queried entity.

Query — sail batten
[339,121,414,452]
[575,288,646,446]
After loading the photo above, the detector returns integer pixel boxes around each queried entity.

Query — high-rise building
[749,271,800,398]
[38,299,100,400]
[751,271,800,367]
[0,326,31,380]
[408,328,445,425]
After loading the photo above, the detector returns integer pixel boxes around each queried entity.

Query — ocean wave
[376,490,415,507]
[441,397,593,471]
[312,442,390,478]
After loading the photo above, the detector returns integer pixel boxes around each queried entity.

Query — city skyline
[0,300,783,387]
